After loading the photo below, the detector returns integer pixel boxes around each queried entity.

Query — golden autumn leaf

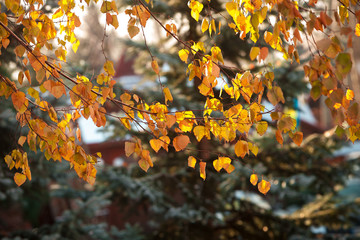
[346,89,354,101]
[276,129,284,145]
[188,156,196,168]
[199,161,206,180]
[290,131,303,146]
[11,91,28,113]
[213,157,232,172]
[104,60,115,76]
[138,158,150,172]
[258,179,271,195]
[141,149,153,167]
[259,47,268,62]
[201,18,209,33]
[178,49,189,63]
[125,141,136,157]
[14,172,27,186]
[188,0,203,21]
[234,140,249,158]
[250,46,260,61]
[256,121,268,136]
[355,23,360,36]
[250,173,258,186]
[193,125,206,142]
[150,138,162,153]
[128,25,139,38]
[163,87,173,105]
[223,164,235,173]
[159,136,170,151]
[18,136,26,146]
[173,135,190,151]
[151,59,160,74]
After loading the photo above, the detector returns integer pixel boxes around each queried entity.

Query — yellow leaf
[249,142,259,156]
[188,156,196,168]
[178,49,189,63]
[356,23,360,37]
[234,140,249,158]
[5,155,14,169]
[201,18,209,33]
[213,159,222,172]
[213,157,232,172]
[226,2,238,17]
[128,25,139,39]
[163,87,173,105]
[120,117,131,130]
[193,125,206,142]
[258,179,271,195]
[250,47,260,61]
[14,172,27,186]
[125,141,136,157]
[104,60,115,76]
[199,161,206,180]
[188,0,203,21]
[72,40,80,53]
[250,173,258,186]
[151,59,160,74]
[346,89,354,101]
[173,134,190,151]
[256,121,268,136]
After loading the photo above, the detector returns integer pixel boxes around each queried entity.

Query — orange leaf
[275,129,283,145]
[14,172,27,186]
[125,141,136,157]
[138,158,150,172]
[128,25,139,38]
[291,131,303,146]
[150,138,162,153]
[76,128,82,142]
[173,135,190,151]
[259,47,268,62]
[188,156,196,168]
[18,136,26,146]
[141,149,153,167]
[199,161,206,180]
[160,136,170,151]
[258,179,271,195]
[250,174,258,186]
[163,87,173,105]
[151,59,160,74]
[11,91,28,113]
[234,140,249,158]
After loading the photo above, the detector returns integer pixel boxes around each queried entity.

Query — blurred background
[1,0,360,239]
